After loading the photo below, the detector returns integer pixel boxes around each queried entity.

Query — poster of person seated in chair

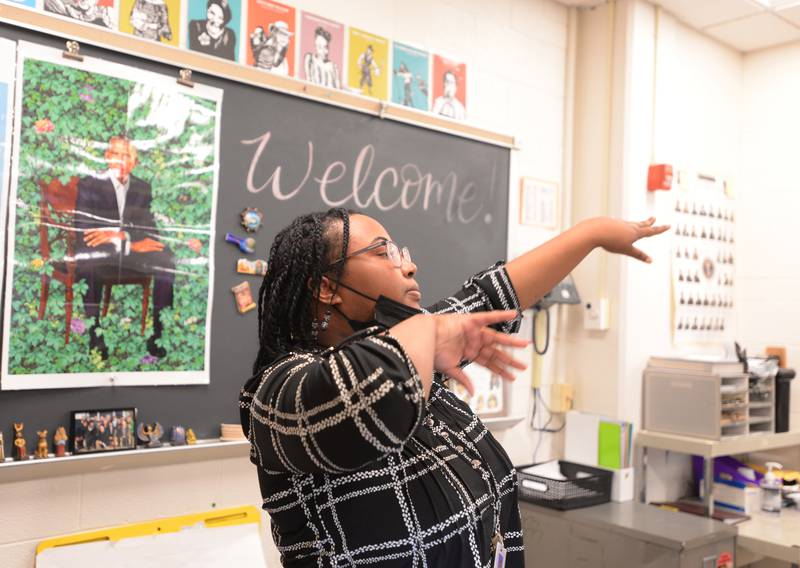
[1,42,222,390]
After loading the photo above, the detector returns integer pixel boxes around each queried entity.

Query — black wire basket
[517,460,612,510]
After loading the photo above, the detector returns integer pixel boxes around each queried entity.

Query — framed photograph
[519,177,559,230]
[70,408,137,454]
[449,363,510,420]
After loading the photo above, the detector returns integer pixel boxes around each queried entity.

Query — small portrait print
[250,20,293,74]
[300,12,344,90]
[247,0,296,76]
[44,0,117,29]
[432,55,467,120]
[121,0,181,46]
[347,27,389,99]
[391,42,429,111]
[188,0,240,61]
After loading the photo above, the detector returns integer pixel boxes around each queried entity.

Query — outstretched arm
[505,216,670,309]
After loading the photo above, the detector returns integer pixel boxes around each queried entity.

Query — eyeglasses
[326,238,412,270]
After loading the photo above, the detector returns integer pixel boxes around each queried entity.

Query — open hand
[433,310,529,396]
[130,238,165,253]
[594,217,670,263]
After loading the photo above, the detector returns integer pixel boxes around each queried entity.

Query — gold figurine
[35,430,49,459]
[13,422,27,460]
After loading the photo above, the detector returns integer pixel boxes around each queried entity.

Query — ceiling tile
[704,11,800,51]
[776,4,800,26]
[654,0,764,29]
[767,0,800,8]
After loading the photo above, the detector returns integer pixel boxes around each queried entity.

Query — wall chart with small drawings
[670,171,736,346]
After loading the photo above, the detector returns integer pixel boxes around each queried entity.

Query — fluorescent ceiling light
[752,0,800,9]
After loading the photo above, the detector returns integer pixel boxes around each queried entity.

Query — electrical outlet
[549,383,574,413]
[583,299,610,331]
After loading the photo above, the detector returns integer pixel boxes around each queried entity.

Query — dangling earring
[311,308,331,341]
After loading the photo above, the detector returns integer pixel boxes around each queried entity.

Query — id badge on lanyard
[492,533,507,568]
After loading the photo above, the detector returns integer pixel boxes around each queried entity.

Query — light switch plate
[583,298,610,331]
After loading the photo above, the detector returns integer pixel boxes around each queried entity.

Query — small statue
[186,428,197,445]
[13,422,27,460]
[0,431,5,461]
[169,426,186,446]
[53,427,68,457]
[35,430,49,459]
[136,422,164,448]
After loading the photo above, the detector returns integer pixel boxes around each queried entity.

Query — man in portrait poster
[74,135,175,360]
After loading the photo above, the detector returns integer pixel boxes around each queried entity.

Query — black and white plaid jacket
[240,263,524,567]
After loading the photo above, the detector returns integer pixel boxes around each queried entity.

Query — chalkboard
[0,22,509,449]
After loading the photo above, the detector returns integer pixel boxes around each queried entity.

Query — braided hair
[252,208,352,374]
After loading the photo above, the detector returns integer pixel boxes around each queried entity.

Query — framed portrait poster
[2,42,222,390]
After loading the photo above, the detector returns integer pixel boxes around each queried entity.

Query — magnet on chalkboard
[232,281,257,314]
[237,258,268,276]
[225,232,256,254]
[240,208,263,232]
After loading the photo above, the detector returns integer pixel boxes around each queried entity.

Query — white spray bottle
[760,461,783,513]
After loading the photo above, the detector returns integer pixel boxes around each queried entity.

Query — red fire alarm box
[647,164,673,191]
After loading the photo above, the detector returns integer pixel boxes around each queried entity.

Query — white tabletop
[737,507,800,563]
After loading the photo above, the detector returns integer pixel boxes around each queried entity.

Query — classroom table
[519,500,736,567]
[637,428,800,566]
[737,508,800,567]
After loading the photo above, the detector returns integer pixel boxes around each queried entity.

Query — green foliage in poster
[8,59,216,375]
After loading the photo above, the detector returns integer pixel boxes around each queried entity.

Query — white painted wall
[568,0,744,502]
[624,2,743,503]
[740,43,800,431]
[0,1,571,566]
[620,2,744,426]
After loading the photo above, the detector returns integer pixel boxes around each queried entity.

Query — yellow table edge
[36,505,260,554]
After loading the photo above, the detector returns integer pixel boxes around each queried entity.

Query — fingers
[465,309,520,328]
[635,217,670,233]
[134,239,165,252]
[445,366,475,397]
[85,232,108,247]
[483,327,529,348]
[627,246,651,263]
[649,224,671,235]
[473,347,527,381]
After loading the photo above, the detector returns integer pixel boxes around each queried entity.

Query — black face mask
[331,281,422,331]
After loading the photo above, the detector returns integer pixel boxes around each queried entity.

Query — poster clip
[378,101,388,119]
[177,69,195,88]
[62,40,84,62]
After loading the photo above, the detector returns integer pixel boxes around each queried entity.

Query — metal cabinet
[521,501,737,568]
